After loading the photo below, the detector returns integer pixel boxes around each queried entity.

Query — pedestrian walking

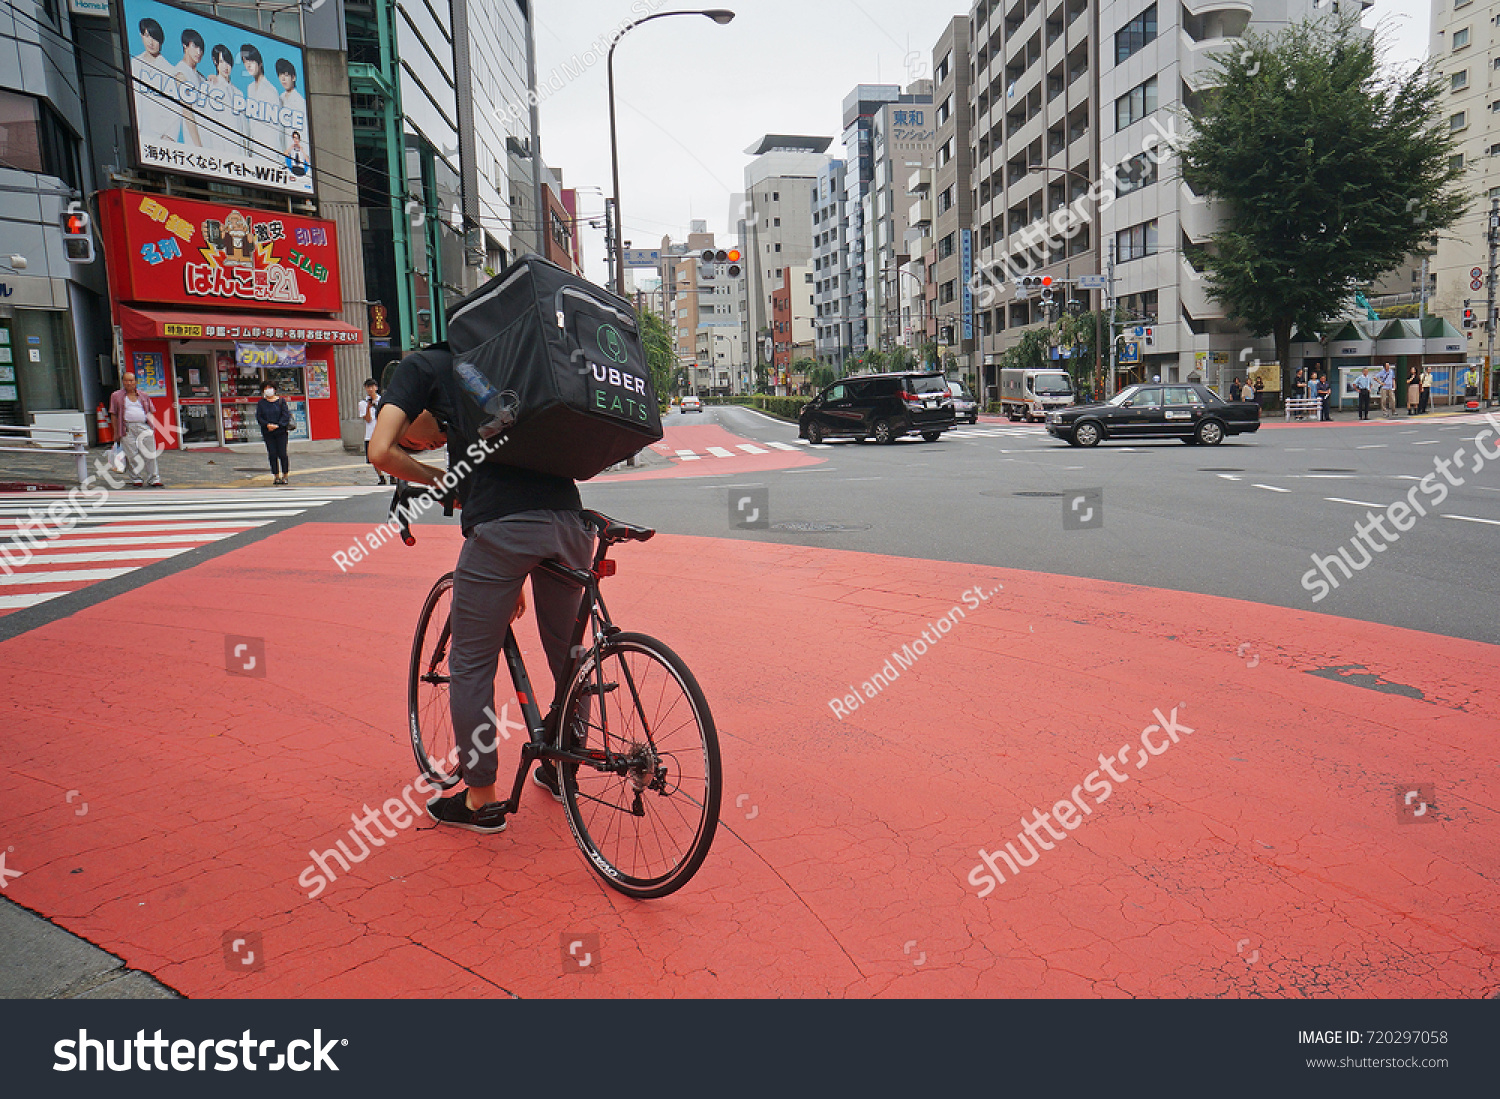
[109,371,164,488]
[360,378,390,485]
[1318,373,1333,421]
[257,383,294,484]
[1378,363,1397,418]
[1354,367,1372,420]
[1418,367,1434,415]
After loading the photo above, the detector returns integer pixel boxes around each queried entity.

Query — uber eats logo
[597,323,630,365]
[590,362,652,424]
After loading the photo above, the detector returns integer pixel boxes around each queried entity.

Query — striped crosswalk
[0,487,381,615]
[656,441,805,462]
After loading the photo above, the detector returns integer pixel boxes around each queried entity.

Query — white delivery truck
[999,368,1076,422]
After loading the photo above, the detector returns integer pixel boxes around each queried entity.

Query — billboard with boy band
[120,0,315,196]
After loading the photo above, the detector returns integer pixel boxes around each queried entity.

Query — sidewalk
[0,440,670,491]
[0,898,178,999]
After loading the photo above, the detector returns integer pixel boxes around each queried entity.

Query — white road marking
[1442,514,1500,526]
[0,592,71,609]
[737,444,770,455]
[1254,484,1292,493]
[707,448,735,458]
[1325,498,1385,508]
[0,568,134,586]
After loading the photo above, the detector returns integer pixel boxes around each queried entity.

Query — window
[772,191,780,201]
[775,243,782,252]
[1116,76,1159,130]
[1450,153,1466,170]
[1453,27,1470,50]
[937,186,954,214]
[1115,3,1157,64]
[1453,69,1469,90]
[774,217,781,227]
[938,233,956,259]
[0,90,80,188]
[1115,152,1158,195]
[1116,219,1159,262]
[1451,111,1468,131]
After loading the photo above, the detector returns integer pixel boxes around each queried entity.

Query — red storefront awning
[117,305,364,345]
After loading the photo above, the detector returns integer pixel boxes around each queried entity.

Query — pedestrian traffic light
[1464,301,1476,330]
[62,205,94,264]
[1143,326,1156,348]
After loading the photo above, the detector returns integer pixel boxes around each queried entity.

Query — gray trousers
[122,422,160,484]
[449,509,595,788]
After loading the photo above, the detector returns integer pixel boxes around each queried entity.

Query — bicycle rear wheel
[557,633,721,899]
[408,573,462,790]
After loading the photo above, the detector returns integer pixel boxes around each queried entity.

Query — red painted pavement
[1,526,1496,999]
[595,422,821,482]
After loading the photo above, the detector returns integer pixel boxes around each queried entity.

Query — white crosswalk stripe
[0,486,378,615]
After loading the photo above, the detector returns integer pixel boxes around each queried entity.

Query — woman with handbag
[256,383,294,485]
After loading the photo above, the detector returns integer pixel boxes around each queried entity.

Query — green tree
[999,327,1052,372]
[638,308,677,398]
[808,363,836,391]
[1181,13,1468,380]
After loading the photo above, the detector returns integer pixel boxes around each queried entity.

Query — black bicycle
[392,488,721,899]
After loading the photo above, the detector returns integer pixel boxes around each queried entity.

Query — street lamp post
[608,9,735,296]
[1028,160,1103,388]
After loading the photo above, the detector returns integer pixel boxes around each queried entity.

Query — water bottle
[455,362,519,439]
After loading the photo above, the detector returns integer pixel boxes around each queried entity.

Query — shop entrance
[169,341,317,447]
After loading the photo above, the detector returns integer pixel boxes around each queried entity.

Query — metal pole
[1488,198,1498,392]
[607,45,624,296]
[1107,239,1118,397]
[1419,254,1428,321]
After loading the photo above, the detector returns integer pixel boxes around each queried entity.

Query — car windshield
[909,376,950,395]
[1034,374,1074,395]
[1108,386,1142,406]
[948,381,971,399]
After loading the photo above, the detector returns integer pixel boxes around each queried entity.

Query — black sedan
[1045,383,1261,447]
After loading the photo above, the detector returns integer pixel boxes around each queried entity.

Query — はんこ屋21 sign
[99,188,342,313]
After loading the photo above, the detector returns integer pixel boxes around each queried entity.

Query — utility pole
[1488,198,1498,399]
[1106,239,1119,398]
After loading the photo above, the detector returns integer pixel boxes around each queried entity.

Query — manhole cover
[1012,491,1066,498]
[771,521,871,533]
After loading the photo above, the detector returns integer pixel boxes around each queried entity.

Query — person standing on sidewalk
[1378,363,1397,418]
[109,371,164,488]
[1354,368,1372,420]
[256,383,294,485]
[359,378,389,485]
[1318,373,1333,421]
[1419,367,1434,415]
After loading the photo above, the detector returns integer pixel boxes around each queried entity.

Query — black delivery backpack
[444,255,663,481]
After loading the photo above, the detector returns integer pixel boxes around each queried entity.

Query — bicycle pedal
[580,682,618,697]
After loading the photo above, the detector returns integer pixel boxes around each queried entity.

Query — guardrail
[0,424,90,484]
[1284,397,1323,422]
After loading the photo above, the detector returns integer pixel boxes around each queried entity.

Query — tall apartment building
[771,264,816,388]
[969,0,1102,397]
[742,135,833,381]
[1430,0,1500,331]
[811,158,848,369]
[835,86,904,362]
[867,83,935,352]
[1098,0,1326,385]
[930,17,976,374]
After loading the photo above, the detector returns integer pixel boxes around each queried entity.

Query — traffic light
[62,204,94,264]
[1143,326,1156,348]
[1019,274,1054,301]
[725,248,743,279]
[1464,301,1476,330]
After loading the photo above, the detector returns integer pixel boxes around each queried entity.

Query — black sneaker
[426,790,507,834]
[533,761,563,803]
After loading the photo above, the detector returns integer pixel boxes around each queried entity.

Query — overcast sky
[530,0,1431,287]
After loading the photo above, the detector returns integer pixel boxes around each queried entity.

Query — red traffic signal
[61,205,94,264]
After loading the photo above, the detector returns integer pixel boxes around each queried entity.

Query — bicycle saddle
[581,510,655,545]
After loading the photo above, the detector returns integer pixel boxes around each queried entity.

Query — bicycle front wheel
[408,573,461,790]
[558,633,721,899]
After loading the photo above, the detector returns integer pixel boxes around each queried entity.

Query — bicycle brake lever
[389,486,417,546]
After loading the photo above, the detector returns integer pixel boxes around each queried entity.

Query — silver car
[947,379,979,425]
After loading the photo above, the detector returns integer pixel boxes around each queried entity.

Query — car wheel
[1007,409,1021,422]
[873,419,894,445]
[1196,420,1225,447]
[1073,421,1103,448]
[969,414,979,425]
[921,431,942,443]
[806,422,823,445]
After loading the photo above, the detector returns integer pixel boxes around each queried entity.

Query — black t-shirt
[381,347,581,535]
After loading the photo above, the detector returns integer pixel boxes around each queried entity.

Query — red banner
[100,188,343,314]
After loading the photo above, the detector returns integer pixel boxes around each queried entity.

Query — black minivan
[799,373,957,445]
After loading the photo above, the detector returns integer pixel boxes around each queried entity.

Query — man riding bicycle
[369,347,594,834]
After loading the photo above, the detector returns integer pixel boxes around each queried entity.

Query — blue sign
[960,229,974,342]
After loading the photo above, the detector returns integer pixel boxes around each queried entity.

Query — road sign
[1471,267,1484,280]
[1077,275,1108,290]
[1120,341,1141,365]
[1473,278,1485,292]
[623,248,664,268]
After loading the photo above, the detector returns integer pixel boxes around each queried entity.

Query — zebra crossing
[0,487,381,615]
[655,441,804,462]
[657,426,1045,461]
